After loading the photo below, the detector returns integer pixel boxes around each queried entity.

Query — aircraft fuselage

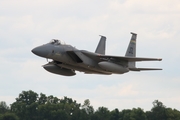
[33,43,126,75]
[32,33,162,76]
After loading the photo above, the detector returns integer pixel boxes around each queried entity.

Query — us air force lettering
[32,33,162,76]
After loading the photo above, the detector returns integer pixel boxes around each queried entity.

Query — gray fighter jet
[32,32,162,76]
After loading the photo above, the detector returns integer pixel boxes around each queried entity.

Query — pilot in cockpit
[49,39,66,45]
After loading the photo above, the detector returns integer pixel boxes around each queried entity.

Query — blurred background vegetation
[0,90,180,120]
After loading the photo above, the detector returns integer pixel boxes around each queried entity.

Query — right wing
[81,50,162,62]
[96,55,162,62]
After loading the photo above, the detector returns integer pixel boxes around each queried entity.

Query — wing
[81,50,162,62]
[129,68,162,71]
[97,55,162,62]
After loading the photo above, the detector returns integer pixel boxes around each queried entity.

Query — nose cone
[31,46,48,58]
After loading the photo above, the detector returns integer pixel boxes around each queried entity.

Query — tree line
[0,90,180,120]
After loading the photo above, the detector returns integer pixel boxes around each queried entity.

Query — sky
[0,0,180,111]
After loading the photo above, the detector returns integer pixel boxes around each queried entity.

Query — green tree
[37,96,84,120]
[47,95,59,104]
[37,103,69,120]
[110,108,120,120]
[119,109,132,120]
[163,108,180,120]
[150,100,167,120]
[0,102,9,114]
[119,108,147,120]
[145,100,180,120]
[81,99,94,115]
[130,108,147,120]
[38,93,47,105]
[0,113,19,120]
[11,90,39,120]
[7,90,180,120]
[91,107,110,120]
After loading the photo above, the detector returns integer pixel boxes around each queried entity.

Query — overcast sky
[0,0,180,111]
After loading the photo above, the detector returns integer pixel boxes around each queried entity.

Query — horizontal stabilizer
[129,68,162,71]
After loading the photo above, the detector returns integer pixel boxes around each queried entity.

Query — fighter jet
[32,32,162,76]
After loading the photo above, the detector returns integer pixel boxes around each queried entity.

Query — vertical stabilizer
[95,35,106,55]
[125,32,137,68]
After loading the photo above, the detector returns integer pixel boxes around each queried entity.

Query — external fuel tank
[43,63,76,76]
[98,61,129,74]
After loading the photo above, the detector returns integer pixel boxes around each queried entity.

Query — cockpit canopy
[49,39,66,45]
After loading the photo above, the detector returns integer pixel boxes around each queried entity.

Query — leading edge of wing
[96,55,162,62]
[80,50,162,62]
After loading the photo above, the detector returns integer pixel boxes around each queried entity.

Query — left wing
[129,68,162,71]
